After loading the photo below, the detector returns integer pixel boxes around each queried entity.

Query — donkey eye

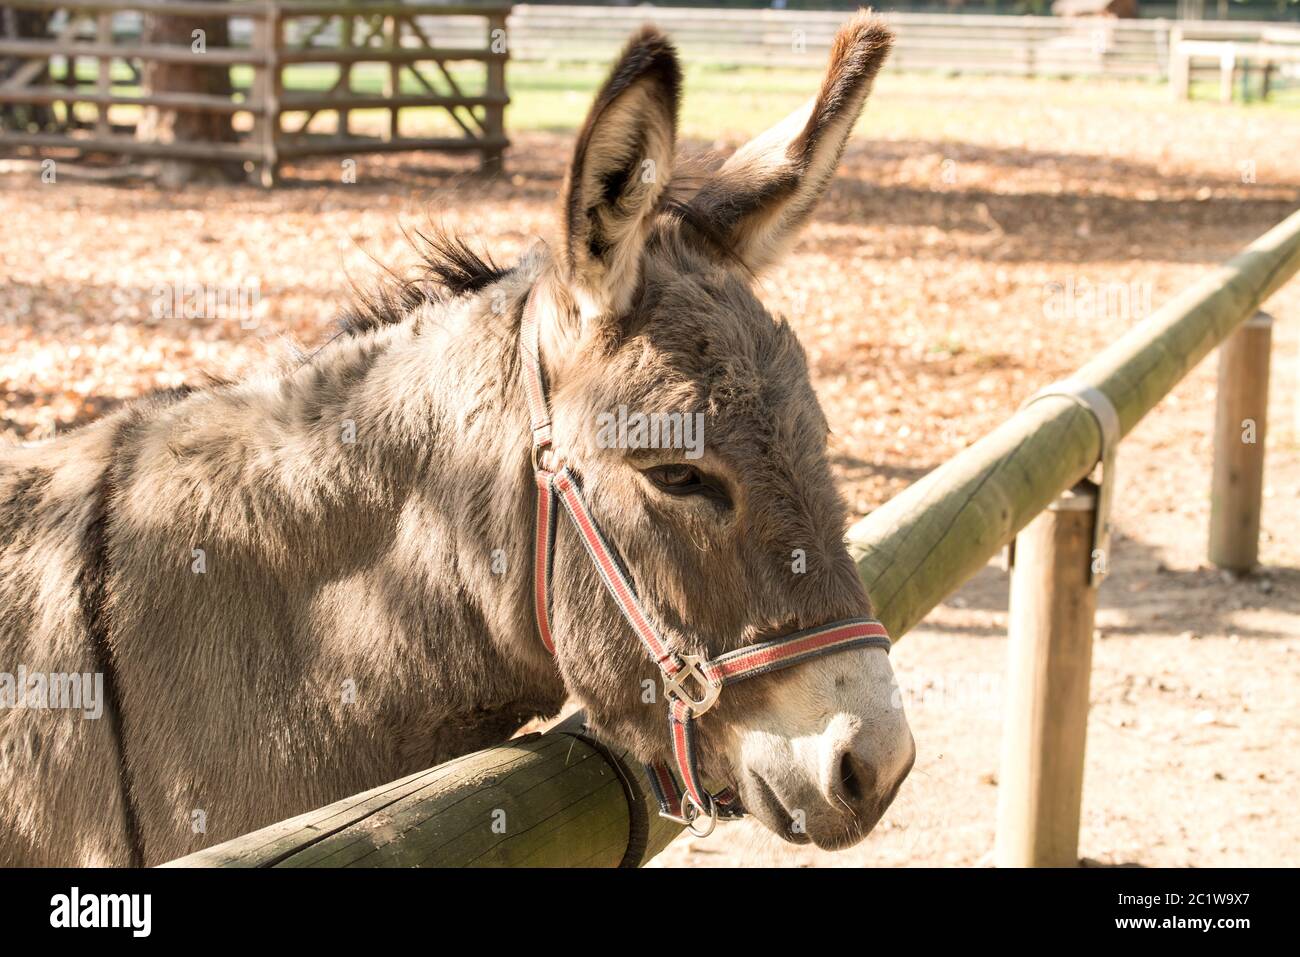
[646,464,701,491]
[642,465,732,507]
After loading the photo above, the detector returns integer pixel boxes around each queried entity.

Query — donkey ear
[686,13,892,274]
[563,26,681,319]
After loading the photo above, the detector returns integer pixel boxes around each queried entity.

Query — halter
[519,286,893,836]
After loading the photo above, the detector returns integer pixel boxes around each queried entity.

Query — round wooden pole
[995,483,1099,868]
[162,721,680,868]
[1208,311,1273,573]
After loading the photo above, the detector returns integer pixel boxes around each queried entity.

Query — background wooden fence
[441,6,1298,81]
[167,207,1300,869]
[0,0,510,182]
[6,4,1297,181]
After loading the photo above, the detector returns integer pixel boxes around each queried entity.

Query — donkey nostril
[839,753,862,802]
[835,751,875,806]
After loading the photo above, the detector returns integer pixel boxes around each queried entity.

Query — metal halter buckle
[662,654,722,717]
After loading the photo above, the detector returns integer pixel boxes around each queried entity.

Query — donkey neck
[208,256,568,737]
[369,262,561,688]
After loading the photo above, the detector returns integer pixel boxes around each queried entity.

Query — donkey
[0,12,912,866]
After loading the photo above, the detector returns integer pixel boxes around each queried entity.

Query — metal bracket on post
[1011,379,1120,585]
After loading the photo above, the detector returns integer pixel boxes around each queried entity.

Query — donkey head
[531,13,913,850]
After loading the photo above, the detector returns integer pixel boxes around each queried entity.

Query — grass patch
[64,57,1300,141]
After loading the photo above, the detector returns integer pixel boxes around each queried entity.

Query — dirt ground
[3,72,1299,867]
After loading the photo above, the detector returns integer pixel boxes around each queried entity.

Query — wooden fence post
[1208,312,1273,573]
[383,14,400,141]
[95,11,112,136]
[995,483,1099,868]
[481,11,508,173]
[1170,27,1190,100]
[251,4,282,188]
[1219,47,1236,104]
[339,11,354,138]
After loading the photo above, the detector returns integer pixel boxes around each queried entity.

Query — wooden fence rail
[161,714,682,868]
[167,206,1300,869]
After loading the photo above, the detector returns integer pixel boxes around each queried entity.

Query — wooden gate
[0,0,511,183]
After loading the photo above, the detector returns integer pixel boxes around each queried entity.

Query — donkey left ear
[686,12,893,274]
[563,26,681,319]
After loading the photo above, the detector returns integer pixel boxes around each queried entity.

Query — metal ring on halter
[681,792,718,838]
[531,444,557,474]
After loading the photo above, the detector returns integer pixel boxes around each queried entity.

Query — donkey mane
[337,171,743,345]
[338,228,513,339]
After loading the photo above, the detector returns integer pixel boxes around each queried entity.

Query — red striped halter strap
[518,285,894,836]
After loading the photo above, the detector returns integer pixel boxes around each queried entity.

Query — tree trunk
[136,0,242,185]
